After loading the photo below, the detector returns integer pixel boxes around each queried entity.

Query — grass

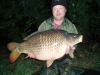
[0,48,42,75]
[0,43,100,75]
[73,43,100,69]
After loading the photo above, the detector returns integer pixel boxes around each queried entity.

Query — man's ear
[65,9,67,13]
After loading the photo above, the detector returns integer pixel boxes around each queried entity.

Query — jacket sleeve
[71,24,78,34]
[65,19,78,34]
[38,21,47,31]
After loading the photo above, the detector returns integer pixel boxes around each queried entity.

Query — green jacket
[38,17,78,34]
[36,17,78,75]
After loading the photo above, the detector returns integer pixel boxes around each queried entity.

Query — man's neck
[54,19,64,25]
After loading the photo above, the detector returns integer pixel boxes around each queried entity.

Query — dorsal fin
[23,30,45,40]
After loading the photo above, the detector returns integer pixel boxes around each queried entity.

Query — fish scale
[7,29,83,67]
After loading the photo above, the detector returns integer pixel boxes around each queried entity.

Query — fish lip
[79,35,83,42]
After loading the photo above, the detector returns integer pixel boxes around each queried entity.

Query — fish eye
[73,35,76,37]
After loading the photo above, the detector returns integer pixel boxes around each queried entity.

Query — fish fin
[69,47,74,58]
[7,42,18,51]
[10,49,21,63]
[25,56,29,59]
[24,30,44,40]
[46,60,54,67]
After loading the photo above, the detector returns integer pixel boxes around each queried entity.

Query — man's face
[52,5,66,21]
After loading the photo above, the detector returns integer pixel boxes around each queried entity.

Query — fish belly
[19,30,68,61]
[32,39,67,61]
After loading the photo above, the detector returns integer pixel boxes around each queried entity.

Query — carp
[7,29,83,67]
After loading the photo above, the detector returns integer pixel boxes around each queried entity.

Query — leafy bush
[0,0,100,44]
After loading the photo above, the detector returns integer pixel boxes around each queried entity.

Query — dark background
[0,0,100,75]
[0,0,100,45]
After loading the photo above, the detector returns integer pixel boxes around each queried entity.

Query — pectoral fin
[10,49,21,63]
[69,48,74,58]
[46,60,54,67]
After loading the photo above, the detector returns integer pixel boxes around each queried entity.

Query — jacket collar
[46,16,67,26]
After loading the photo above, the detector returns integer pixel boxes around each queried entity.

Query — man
[32,0,100,75]
[38,0,78,33]
[32,0,78,75]
[38,0,78,55]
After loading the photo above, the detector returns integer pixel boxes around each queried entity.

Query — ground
[0,43,100,75]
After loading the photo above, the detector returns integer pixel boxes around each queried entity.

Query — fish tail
[10,48,21,63]
[7,42,19,51]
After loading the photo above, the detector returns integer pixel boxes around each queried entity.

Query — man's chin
[54,17,64,21]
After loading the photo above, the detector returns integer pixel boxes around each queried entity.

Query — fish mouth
[79,35,83,42]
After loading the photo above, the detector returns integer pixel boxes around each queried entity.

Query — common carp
[7,29,83,67]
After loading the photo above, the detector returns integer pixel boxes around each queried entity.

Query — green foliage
[0,57,41,75]
[0,0,51,44]
[67,0,100,43]
[0,43,100,75]
[0,0,100,74]
[73,43,100,69]
[0,0,100,44]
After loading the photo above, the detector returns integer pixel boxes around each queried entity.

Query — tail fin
[10,49,21,63]
[7,42,19,51]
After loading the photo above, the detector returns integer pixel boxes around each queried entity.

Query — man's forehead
[53,5,65,9]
